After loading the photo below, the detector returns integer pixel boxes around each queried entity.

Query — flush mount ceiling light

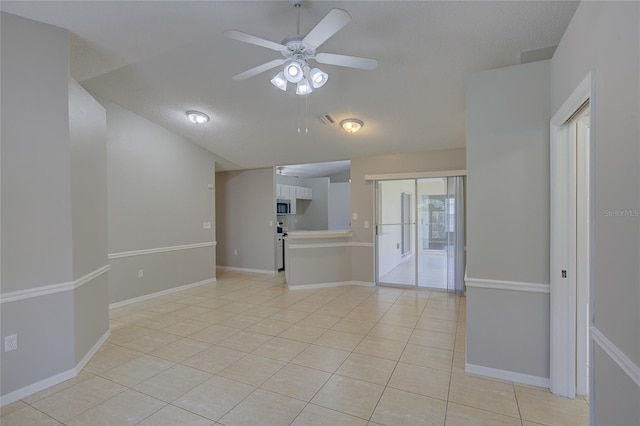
[224,2,377,96]
[186,110,209,124]
[340,118,363,134]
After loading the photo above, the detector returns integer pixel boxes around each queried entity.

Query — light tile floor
[2,269,589,426]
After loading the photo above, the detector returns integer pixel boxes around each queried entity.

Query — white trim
[108,241,216,259]
[1,329,111,407]
[365,169,467,181]
[109,277,217,309]
[216,266,277,275]
[0,265,110,304]
[288,280,374,290]
[286,230,353,239]
[551,73,591,126]
[465,362,550,389]
[591,326,640,388]
[75,329,110,374]
[465,277,550,294]
[288,242,374,250]
[0,367,76,407]
[74,265,110,290]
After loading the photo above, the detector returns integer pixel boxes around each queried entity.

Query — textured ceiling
[2,1,579,173]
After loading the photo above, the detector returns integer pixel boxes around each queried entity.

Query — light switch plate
[5,334,17,352]
[364,221,369,229]
[353,212,358,220]
[203,222,211,229]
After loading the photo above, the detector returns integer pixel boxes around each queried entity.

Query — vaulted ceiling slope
[1,1,579,171]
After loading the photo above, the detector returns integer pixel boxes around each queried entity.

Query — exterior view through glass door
[376,177,465,292]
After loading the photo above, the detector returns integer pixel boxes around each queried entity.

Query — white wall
[466,60,551,380]
[551,2,639,423]
[103,99,216,304]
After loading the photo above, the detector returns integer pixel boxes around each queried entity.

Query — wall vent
[318,114,336,125]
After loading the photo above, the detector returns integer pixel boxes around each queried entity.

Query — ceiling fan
[224,0,377,95]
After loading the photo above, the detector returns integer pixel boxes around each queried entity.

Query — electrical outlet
[234,249,238,255]
[5,334,17,352]
[138,269,144,278]
[203,221,211,229]
[353,212,358,220]
[364,221,369,229]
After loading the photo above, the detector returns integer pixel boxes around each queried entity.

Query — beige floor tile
[386,305,424,318]
[100,354,174,387]
[121,330,181,353]
[107,325,152,345]
[371,387,447,426]
[331,318,376,335]
[448,373,519,418]
[278,324,327,343]
[291,344,351,372]
[452,350,465,373]
[367,323,413,343]
[445,402,521,426]
[161,318,211,336]
[311,375,384,420]
[336,352,397,385]
[291,403,368,426]
[388,362,451,401]
[138,404,214,425]
[173,375,255,421]
[64,389,165,426]
[188,324,239,344]
[415,317,458,334]
[217,330,273,352]
[314,305,353,317]
[345,309,387,322]
[175,295,211,305]
[191,309,237,324]
[182,344,247,373]
[421,307,459,322]
[400,343,453,371]
[1,401,28,417]
[314,330,364,351]
[145,302,189,314]
[0,404,60,426]
[149,337,211,362]
[219,354,286,386]
[32,376,126,422]
[134,364,211,402]
[515,386,589,425]
[219,301,255,313]
[378,313,420,328]
[196,298,232,309]
[268,308,311,323]
[261,363,331,401]
[218,314,264,330]
[219,388,306,426]
[243,305,283,318]
[409,328,455,351]
[454,333,465,353]
[22,370,95,404]
[298,313,342,328]
[353,336,406,361]
[252,337,309,361]
[135,313,182,330]
[170,305,212,319]
[246,318,293,336]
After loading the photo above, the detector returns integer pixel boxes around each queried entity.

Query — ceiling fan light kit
[225,3,377,96]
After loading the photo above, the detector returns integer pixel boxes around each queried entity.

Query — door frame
[549,72,594,399]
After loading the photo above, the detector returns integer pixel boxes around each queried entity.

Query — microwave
[277,199,291,215]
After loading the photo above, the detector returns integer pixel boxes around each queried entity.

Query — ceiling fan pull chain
[297,97,301,133]
[305,94,309,133]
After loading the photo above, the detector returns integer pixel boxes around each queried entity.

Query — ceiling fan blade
[224,30,286,52]
[232,58,286,81]
[302,9,351,48]
[315,52,378,70]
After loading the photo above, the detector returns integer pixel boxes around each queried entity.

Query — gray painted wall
[103,99,217,303]
[551,2,639,422]
[465,60,551,379]
[216,168,276,271]
[1,13,75,396]
[295,177,329,231]
[69,79,109,364]
[329,182,351,230]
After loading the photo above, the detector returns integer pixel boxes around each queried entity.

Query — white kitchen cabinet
[290,196,297,214]
[293,186,313,200]
[277,184,291,200]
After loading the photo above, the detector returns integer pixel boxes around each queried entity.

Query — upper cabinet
[277,184,312,201]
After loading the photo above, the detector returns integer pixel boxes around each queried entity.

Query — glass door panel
[376,180,416,287]
[417,178,448,289]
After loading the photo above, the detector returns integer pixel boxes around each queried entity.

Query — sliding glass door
[376,176,465,292]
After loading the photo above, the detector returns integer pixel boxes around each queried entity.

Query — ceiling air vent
[318,114,336,125]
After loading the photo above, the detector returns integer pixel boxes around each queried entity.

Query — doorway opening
[375,176,465,292]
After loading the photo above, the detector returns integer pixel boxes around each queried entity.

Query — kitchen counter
[286,229,353,240]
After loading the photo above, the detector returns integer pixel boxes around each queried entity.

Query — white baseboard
[109,277,217,309]
[0,329,111,407]
[465,362,550,389]
[75,329,110,373]
[216,266,277,275]
[288,280,374,290]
